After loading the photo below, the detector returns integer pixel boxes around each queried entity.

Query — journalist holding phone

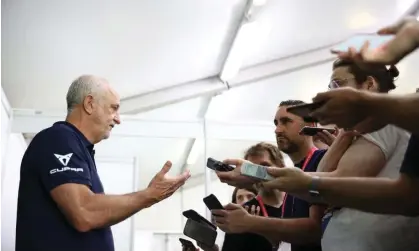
[263,16,419,217]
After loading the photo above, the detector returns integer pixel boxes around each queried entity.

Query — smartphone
[286,102,324,122]
[240,162,274,181]
[182,209,216,230]
[179,238,197,249]
[207,157,234,172]
[183,218,217,247]
[299,126,336,136]
[332,33,395,52]
[203,194,224,210]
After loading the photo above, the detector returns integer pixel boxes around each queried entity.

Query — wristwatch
[308,175,321,197]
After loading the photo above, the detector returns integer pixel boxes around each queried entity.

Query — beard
[276,136,299,154]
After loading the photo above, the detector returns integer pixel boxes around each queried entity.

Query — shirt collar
[53,121,94,153]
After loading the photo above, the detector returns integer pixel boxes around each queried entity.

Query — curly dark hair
[332,59,399,93]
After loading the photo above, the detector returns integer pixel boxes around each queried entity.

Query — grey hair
[66,75,104,115]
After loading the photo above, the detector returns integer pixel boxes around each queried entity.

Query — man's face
[92,86,121,141]
[274,106,307,154]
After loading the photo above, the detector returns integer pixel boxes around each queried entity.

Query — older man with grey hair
[15,75,191,251]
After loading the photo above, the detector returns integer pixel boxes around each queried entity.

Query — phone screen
[183,219,217,247]
[332,34,395,52]
[203,194,224,210]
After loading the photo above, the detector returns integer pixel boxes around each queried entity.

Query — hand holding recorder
[208,158,260,189]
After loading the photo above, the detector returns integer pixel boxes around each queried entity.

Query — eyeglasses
[328,78,355,90]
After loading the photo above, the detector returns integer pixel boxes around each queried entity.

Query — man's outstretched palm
[148,161,190,202]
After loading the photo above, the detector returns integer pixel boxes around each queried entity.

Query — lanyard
[256,195,269,217]
[281,147,317,218]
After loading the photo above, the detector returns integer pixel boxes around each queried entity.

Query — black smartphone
[286,102,324,123]
[207,157,234,172]
[183,218,217,247]
[299,126,336,136]
[179,238,197,249]
[203,194,224,210]
[182,209,216,230]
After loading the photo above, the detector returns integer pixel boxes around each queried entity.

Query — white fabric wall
[96,158,136,251]
[1,133,27,251]
[1,88,11,176]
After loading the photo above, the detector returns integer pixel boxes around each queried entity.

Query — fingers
[224,203,241,210]
[213,214,227,224]
[266,166,286,177]
[261,179,281,190]
[211,209,227,217]
[159,161,172,175]
[316,130,335,146]
[312,91,332,104]
[216,171,233,184]
[222,158,243,166]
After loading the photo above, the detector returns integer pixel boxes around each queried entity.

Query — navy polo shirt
[282,149,326,251]
[15,121,114,251]
[400,134,419,176]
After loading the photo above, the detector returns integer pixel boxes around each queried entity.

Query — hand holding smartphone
[286,102,324,123]
[207,157,234,172]
[332,34,395,53]
[299,126,336,136]
[203,194,224,211]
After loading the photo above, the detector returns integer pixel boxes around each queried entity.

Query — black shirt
[400,134,419,176]
[282,149,326,251]
[221,198,282,251]
[15,121,114,251]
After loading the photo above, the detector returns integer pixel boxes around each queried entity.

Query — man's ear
[83,95,94,115]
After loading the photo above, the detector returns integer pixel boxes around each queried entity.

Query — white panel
[1,87,11,169]
[1,133,27,251]
[96,158,135,251]
[133,231,154,251]
[134,191,182,232]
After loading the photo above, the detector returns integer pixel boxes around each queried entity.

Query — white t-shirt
[322,125,419,251]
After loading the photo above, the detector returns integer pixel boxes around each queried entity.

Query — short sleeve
[400,135,419,176]
[361,125,407,160]
[36,128,92,191]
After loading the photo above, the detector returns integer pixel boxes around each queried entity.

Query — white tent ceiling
[2,0,418,111]
[3,0,419,233]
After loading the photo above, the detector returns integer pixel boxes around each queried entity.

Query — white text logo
[50,167,84,174]
[54,153,73,166]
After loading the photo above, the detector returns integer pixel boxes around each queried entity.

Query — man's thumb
[160,161,172,174]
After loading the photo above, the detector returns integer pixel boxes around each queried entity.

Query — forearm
[246,216,321,245]
[313,176,419,216]
[317,135,353,172]
[80,188,157,230]
[367,93,419,135]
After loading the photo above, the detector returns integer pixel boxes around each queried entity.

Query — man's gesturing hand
[147,161,190,202]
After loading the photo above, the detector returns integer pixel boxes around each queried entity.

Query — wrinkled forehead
[102,84,120,104]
